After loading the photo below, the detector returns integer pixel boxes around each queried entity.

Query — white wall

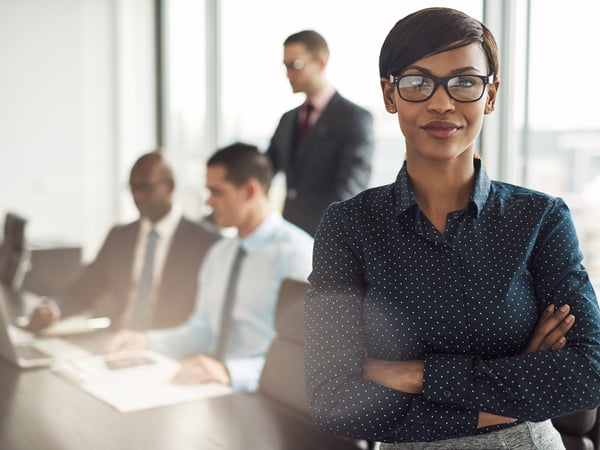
[0,0,157,260]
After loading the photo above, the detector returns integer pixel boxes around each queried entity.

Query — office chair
[552,408,600,450]
[0,213,29,291]
[259,278,312,417]
[258,278,375,449]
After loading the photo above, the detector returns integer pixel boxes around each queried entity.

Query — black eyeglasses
[389,74,494,103]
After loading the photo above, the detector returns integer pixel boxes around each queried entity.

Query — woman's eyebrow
[402,65,484,75]
[449,66,485,75]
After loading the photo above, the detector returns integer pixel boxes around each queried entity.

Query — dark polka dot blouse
[304,158,600,443]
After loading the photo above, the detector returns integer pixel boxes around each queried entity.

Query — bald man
[28,152,219,331]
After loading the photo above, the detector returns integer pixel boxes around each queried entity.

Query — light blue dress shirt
[149,211,313,392]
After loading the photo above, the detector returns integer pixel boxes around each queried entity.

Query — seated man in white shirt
[109,143,314,392]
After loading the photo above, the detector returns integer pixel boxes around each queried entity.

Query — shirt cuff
[223,355,266,393]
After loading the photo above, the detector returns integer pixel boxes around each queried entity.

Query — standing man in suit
[27,151,219,331]
[266,30,375,236]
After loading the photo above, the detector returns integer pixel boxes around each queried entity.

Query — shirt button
[443,390,452,398]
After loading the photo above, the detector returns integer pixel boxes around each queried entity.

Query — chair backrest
[0,213,29,290]
[258,278,311,417]
[552,408,599,450]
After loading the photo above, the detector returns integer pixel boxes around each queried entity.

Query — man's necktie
[213,245,247,359]
[298,102,314,140]
[130,229,159,330]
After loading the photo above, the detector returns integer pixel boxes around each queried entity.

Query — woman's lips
[422,121,460,139]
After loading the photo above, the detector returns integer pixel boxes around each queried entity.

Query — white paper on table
[52,350,233,412]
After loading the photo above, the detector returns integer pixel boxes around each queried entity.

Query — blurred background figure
[109,143,313,392]
[27,151,219,332]
[266,29,374,236]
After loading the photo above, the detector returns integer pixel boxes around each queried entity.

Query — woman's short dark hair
[207,142,274,192]
[379,7,499,80]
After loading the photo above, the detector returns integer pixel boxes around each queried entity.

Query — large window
[162,0,210,218]
[522,0,600,291]
[217,0,482,188]
[163,0,600,292]
[164,0,481,211]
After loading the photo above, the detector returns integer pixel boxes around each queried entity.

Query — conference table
[2,336,599,450]
[0,288,363,450]
[0,361,363,450]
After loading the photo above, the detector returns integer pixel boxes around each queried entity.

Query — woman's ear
[381,77,397,114]
[485,79,500,114]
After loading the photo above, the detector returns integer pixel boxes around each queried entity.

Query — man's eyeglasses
[129,179,168,193]
[389,74,494,103]
[284,59,307,72]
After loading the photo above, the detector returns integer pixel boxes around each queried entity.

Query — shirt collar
[471,158,491,216]
[393,161,417,215]
[305,84,336,113]
[140,203,181,237]
[394,158,491,218]
[236,210,282,253]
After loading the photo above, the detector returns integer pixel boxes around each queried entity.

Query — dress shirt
[305,158,600,443]
[150,210,313,392]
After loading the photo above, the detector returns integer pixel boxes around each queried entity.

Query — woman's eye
[453,77,478,88]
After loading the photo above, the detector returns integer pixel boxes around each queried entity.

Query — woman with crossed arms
[304,7,600,449]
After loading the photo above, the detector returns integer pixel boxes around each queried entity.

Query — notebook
[0,291,91,368]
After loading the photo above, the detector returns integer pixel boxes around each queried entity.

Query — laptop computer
[0,289,91,368]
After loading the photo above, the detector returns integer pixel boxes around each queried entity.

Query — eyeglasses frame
[389,73,495,103]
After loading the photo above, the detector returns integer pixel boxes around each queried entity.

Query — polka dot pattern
[304,159,600,443]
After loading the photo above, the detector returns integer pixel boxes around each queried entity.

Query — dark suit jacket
[58,217,219,329]
[266,91,374,236]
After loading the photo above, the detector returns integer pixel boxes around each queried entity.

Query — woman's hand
[523,304,574,353]
[478,303,575,428]
[362,303,575,427]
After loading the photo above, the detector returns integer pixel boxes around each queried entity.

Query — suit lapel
[120,221,139,281]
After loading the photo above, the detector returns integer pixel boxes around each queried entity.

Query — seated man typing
[109,143,313,392]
